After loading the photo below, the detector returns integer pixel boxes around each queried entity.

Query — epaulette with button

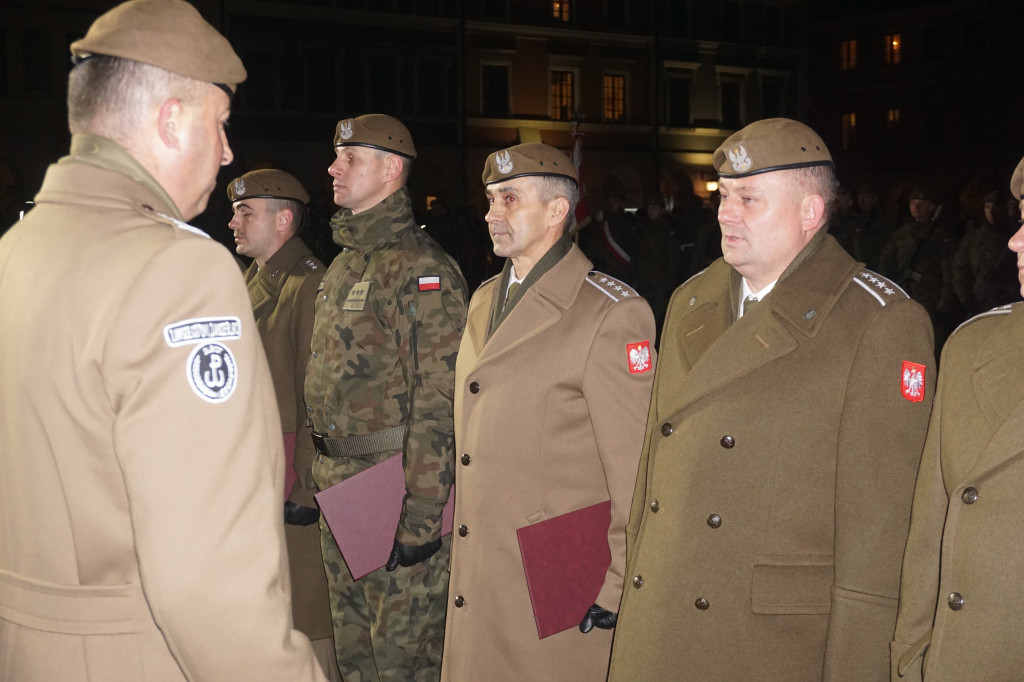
[586,271,640,302]
[132,202,210,239]
[850,269,908,307]
[951,302,1015,336]
[302,256,320,271]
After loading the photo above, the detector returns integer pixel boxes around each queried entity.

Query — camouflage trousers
[319,522,450,682]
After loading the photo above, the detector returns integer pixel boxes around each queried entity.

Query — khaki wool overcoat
[0,136,326,682]
[608,233,935,681]
[442,244,656,681]
[892,303,1024,681]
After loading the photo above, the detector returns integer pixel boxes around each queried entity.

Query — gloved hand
[384,538,443,571]
[283,500,320,526]
[579,603,617,633]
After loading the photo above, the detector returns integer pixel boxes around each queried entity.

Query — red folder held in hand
[516,500,612,639]
[315,453,454,580]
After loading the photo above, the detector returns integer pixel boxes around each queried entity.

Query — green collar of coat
[330,186,414,249]
[489,234,573,335]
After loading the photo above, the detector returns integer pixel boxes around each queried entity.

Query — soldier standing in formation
[304,114,468,681]
[891,156,1024,680]
[226,169,340,680]
[608,118,935,681]
[441,143,656,681]
[0,1,327,680]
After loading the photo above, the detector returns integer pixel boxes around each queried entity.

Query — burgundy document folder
[315,453,454,580]
[516,500,612,639]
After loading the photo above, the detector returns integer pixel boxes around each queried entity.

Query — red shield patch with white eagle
[627,341,652,374]
[901,361,926,402]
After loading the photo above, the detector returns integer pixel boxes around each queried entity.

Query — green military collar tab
[331,186,415,250]
[489,235,573,335]
[252,237,320,295]
[66,134,183,220]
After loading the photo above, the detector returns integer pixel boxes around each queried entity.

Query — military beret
[333,114,416,159]
[227,169,309,204]
[70,0,246,95]
[713,118,833,179]
[982,190,1003,205]
[908,186,937,203]
[1011,156,1024,201]
[482,143,578,186]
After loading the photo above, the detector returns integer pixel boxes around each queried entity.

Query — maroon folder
[516,500,612,639]
[315,453,454,580]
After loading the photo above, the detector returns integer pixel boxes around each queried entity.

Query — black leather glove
[579,603,617,633]
[283,500,320,526]
[384,538,443,571]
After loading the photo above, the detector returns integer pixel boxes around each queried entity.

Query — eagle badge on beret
[339,119,354,140]
[233,178,246,197]
[728,144,752,173]
[496,150,514,174]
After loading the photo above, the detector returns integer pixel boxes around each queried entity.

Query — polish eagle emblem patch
[496,150,514,174]
[728,144,752,173]
[339,119,354,140]
[901,361,926,402]
[232,177,246,197]
[627,341,652,374]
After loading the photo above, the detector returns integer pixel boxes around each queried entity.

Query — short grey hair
[263,197,306,235]
[788,164,839,227]
[372,148,414,185]
[532,175,580,232]
[68,56,207,143]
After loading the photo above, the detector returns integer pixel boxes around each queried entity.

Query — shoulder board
[586,271,640,302]
[301,256,321,271]
[850,269,908,307]
[479,272,500,287]
[951,303,1015,336]
[132,202,210,239]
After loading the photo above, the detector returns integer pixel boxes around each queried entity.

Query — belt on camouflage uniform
[310,425,407,458]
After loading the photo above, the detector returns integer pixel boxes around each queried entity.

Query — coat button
[720,435,735,448]
[461,454,471,465]
[458,525,468,537]
[947,592,964,611]
[632,575,644,589]
[650,499,660,513]
[961,487,978,504]
[454,595,465,608]
[707,514,722,529]
[695,597,709,610]
[661,423,674,437]
[469,382,480,394]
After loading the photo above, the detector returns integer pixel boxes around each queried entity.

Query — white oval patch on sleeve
[187,342,238,403]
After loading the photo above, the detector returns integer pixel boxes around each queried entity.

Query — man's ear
[384,154,405,183]
[276,208,294,235]
[157,98,184,149]
[801,193,827,233]
[548,196,571,229]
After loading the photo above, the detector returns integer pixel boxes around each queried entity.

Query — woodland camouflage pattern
[305,186,467,541]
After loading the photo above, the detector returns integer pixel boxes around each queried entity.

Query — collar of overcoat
[961,303,1024,479]
[664,231,862,414]
[462,241,591,371]
[244,236,313,310]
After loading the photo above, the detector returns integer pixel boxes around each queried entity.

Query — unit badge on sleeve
[627,340,652,374]
[901,360,926,402]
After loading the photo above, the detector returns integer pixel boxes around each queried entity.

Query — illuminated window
[886,108,900,128]
[550,69,575,120]
[553,0,571,21]
[841,112,856,151]
[603,74,626,123]
[839,39,857,70]
[884,33,902,65]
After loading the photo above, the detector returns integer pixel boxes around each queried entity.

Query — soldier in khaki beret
[305,114,468,681]
[0,2,327,681]
[891,156,1024,681]
[609,118,935,681]
[441,143,656,681]
[226,169,340,679]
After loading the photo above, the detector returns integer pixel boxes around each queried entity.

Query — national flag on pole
[570,125,591,239]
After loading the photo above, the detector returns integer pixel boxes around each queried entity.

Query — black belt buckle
[311,430,328,456]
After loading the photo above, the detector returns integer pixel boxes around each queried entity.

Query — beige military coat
[609,234,935,682]
[244,236,323,507]
[0,135,325,682]
[244,237,333,649]
[442,244,656,682]
[892,303,1024,681]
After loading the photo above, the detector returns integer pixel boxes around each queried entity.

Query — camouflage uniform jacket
[305,187,468,543]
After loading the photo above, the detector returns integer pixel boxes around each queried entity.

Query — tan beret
[1011,156,1024,201]
[227,169,309,204]
[713,118,832,179]
[482,143,578,186]
[70,0,246,94]
[334,114,416,159]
